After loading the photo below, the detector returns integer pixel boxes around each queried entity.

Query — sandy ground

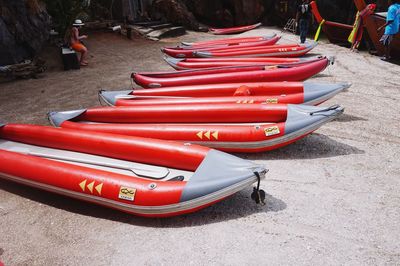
[0,27,399,265]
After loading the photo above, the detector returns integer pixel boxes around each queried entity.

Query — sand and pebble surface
[0,27,399,265]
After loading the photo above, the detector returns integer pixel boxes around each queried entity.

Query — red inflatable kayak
[48,104,343,153]
[137,64,282,79]
[165,56,327,70]
[162,36,281,58]
[180,34,276,48]
[195,41,318,58]
[110,81,350,98]
[209,23,262,35]
[0,123,267,217]
[99,82,349,106]
[132,57,332,88]
[136,57,330,78]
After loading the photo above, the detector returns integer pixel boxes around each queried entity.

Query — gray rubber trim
[194,51,212,57]
[180,149,266,202]
[299,55,323,62]
[99,90,132,106]
[261,33,277,39]
[303,40,318,50]
[48,109,86,127]
[180,41,193,46]
[328,56,336,65]
[164,57,185,70]
[303,82,351,104]
[285,104,344,135]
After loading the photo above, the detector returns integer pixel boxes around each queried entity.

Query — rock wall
[149,0,391,31]
[183,0,264,27]
[150,0,202,30]
[0,0,51,66]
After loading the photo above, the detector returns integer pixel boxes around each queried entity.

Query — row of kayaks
[163,33,318,58]
[0,32,348,217]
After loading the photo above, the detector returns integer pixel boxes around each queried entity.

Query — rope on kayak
[309,104,341,116]
[251,172,266,205]
[98,90,106,106]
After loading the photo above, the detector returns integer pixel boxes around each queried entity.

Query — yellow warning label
[119,187,136,201]
[265,98,278,104]
[264,126,281,137]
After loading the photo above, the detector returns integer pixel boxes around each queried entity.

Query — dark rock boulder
[150,0,264,30]
[0,0,50,66]
[183,0,264,27]
[150,0,203,31]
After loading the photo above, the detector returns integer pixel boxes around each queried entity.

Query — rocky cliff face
[150,0,265,30]
[150,0,390,30]
[183,0,264,27]
[0,0,51,66]
[150,0,202,30]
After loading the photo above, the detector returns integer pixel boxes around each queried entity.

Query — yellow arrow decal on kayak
[212,131,219,140]
[95,183,103,195]
[204,131,211,139]
[79,179,87,192]
[197,131,203,139]
[87,181,95,193]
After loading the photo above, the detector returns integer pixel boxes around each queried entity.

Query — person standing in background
[377,0,400,61]
[296,0,312,44]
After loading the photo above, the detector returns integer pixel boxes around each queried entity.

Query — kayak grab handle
[251,171,266,205]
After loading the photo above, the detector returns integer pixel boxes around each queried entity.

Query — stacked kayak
[194,41,318,58]
[99,82,350,106]
[162,35,281,58]
[0,123,267,217]
[132,56,332,88]
[48,104,344,153]
[165,56,327,70]
[107,81,332,98]
[180,34,276,48]
[163,41,318,59]
[209,23,262,35]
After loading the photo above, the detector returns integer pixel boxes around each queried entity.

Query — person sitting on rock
[69,19,89,66]
[378,0,400,61]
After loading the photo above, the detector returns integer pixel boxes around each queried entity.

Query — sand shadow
[384,58,400,66]
[313,73,333,78]
[0,179,285,227]
[239,133,364,161]
[334,113,368,122]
